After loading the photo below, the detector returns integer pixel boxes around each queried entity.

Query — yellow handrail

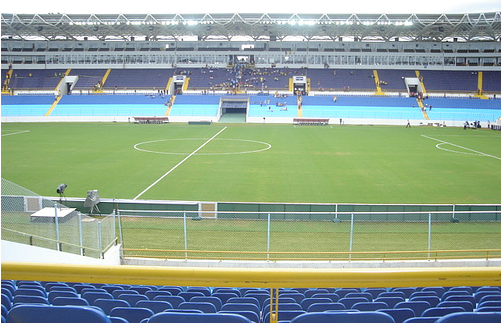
[2,261,500,289]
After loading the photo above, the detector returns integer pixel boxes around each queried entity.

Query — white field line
[421,135,501,160]
[1,130,30,136]
[133,126,227,200]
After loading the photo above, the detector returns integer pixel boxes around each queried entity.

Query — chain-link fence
[1,178,117,258]
[119,210,501,261]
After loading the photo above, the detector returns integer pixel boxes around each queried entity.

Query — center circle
[134,138,272,155]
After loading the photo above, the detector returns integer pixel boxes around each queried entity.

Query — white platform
[30,207,76,222]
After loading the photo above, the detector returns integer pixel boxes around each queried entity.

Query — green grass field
[2,122,500,204]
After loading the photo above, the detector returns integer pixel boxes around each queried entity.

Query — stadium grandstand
[1,7,501,324]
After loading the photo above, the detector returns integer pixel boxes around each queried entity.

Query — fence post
[428,213,432,260]
[349,213,354,260]
[98,221,102,258]
[267,213,271,262]
[78,212,84,256]
[183,211,188,260]
[117,211,124,248]
[54,202,60,251]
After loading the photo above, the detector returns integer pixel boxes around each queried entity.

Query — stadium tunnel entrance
[218,96,249,122]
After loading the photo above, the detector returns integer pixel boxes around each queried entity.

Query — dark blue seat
[392,288,417,299]
[220,303,260,316]
[478,295,502,305]
[306,302,345,312]
[148,312,252,323]
[263,310,306,322]
[135,300,173,313]
[48,291,78,304]
[189,296,222,311]
[109,307,154,323]
[153,295,185,308]
[211,292,240,304]
[421,306,465,317]
[409,296,440,307]
[352,301,388,311]
[421,287,446,296]
[374,296,405,308]
[339,297,371,309]
[280,292,306,303]
[52,297,89,306]
[145,291,172,300]
[213,288,241,296]
[218,310,260,323]
[438,300,474,312]
[157,286,183,295]
[476,306,501,312]
[345,292,372,302]
[178,291,205,302]
[186,287,211,297]
[300,298,333,311]
[130,286,154,295]
[304,289,329,298]
[6,304,111,323]
[178,301,217,313]
[13,288,46,298]
[93,299,130,315]
[111,290,139,298]
[395,301,431,317]
[226,297,260,309]
[436,311,501,323]
[335,289,360,298]
[403,317,440,323]
[12,295,49,305]
[101,286,123,294]
[243,293,268,308]
[310,293,339,302]
[410,291,439,299]
[290,311,394,323]
[441,291,470,302]
[378,291,406,299]
[447,287,473,295]
[81,292,113,305]
[379,308,415,323]
[117,293,148,306]
[364,289,387,299]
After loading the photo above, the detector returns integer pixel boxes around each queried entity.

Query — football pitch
[1,122,500,205]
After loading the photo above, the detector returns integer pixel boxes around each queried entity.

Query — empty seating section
[424,98,500,122]
[419,71,478,92]
[169,94,220,117]
[103,69,173,90]
[1,95,55,116]
[69,69,108,91]
[2,280,500,323]
[8,69,67,90]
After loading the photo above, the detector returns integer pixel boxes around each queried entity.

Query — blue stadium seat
[280,292,305,303]
[403,317,440,323]
[476,307,502,312]
[421,287,446,296]
[226,297,260,309]
[306,302,345,312]
[477,300,501,309]
[339,297,372,309]
[153,295,185,308]
[436,311,501,323]
[116,293,148,306]
[1,294,12,312]
[263,310,306,322]
[378,291,406,299]
[421,306,465,317]
[364,289,387,299]
[93,299,130,315]
[220,303,260,316]
[81,292,113,305]
[352,301,388,311]
[52,297,89,306]
[395,301,431,317]
[391,288,417,298]
[374,296,405,308]
[130,287,153,295]
[447,286,473,295]
[410,291,439,299]
[135,300,173,313]
[335,289,360,298]
[48,291,79,304]
[158,286,183,295]
[345,292,373,302]
[178,301,217,313]
[478,295,501,305]
[409,296,440,307]
[441,291,470,302]
[109,307,154,323]
[101,286,123,294]
[148,312,252,323]
[187,287,212,297]
[304,289,329,298]
[217,310,260,323]
[300,297,333,310]
[189,296,223,311]
[378,308,415,323]
[438,300,474,312]
[6,304,111,323]
[13,288,46,298]
[12,295,49,305]
[211,292,240,304]
[290,311,394,323]
[311,293,340,302]
[111,290,139,298]
[243,293,268,308]
[145,290,172,300]
[213,288,241,296]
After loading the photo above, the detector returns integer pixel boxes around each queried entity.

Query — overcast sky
[2,0,501,14]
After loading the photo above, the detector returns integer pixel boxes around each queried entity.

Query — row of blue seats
[2,280,500,323]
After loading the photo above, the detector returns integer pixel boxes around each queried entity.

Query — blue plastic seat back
[290,311,394,323]
[221,303,260,315]
[148,312,252,323]
[441,291,470,302]
[135,300,173,313]
[421,287,446,296]
[211,292,240,304]
[243,293,268,308]
[217,310,260,323]
[436,311,501,323]
[48,291,79,304]
[145,291,172,300]
[300,298,333,311]
[304,289,329,298]
[339,297,370,309]
[52,297,89,306]
[310,293,339,302]
[379,308,415,323]
[410,296,440,307]
[476,306,501,312]
[13,288,46,298]
[6,304,111,323]
[153,295,185,308]
[280,292,305,303]
[12,295,49,305]
[378,291,406,299]
[93,299,130,315]
[335,289,360,298]
[438,300,474,312]
[403,317,440,323]
[364,288,387,299]
[109,307,154,323]
[226,297,260,309]
[374,296,405,308]
[392,288,417,299]
[447,287,473,295]
[306,302,345,312]
[352,301,388,311]
[178,301,217,313]
[186,287,211,297]
[81,292,113,305]
[178,291,205,302]
[111,290,139,298]
[421,306,465,317]
[117,293,148,305]
[395,301,431,317]
[263,310,306,322]
[345,292,373,302]
[189,296,222,311]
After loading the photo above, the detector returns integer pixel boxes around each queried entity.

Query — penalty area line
[421,135,501,160]
[133,126,227,200]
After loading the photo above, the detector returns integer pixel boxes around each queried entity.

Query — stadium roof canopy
[1,12,500,42]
